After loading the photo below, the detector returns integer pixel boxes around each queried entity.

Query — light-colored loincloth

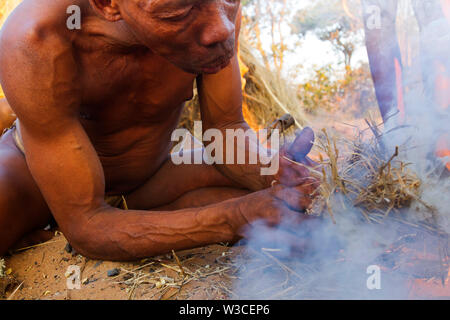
[5,120,129,210]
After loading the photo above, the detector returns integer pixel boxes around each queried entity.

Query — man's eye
[161,8,192,21]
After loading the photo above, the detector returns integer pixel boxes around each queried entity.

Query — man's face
[118,0,240,74]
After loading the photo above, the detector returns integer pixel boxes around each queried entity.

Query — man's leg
[155,187,251,211]
[126,148,252,210]
[0,129,52,255]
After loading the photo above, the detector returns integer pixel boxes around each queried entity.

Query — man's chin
[181,58,231,75]
[201,58,232,74]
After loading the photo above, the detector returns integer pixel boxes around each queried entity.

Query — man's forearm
[67,195,249,261]
[210,121,275,191]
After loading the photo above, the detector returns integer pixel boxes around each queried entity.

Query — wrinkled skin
[0,0,318,260]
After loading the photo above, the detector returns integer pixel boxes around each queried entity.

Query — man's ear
[88,0,122,22]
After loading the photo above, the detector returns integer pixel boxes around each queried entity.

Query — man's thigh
[155,187,251,211]
[126,148,247,210]
[0,130,51,255]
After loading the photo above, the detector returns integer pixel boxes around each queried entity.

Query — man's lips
[201,54,232,74]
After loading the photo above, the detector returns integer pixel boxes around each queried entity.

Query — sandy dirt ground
[1,224,449,300]
[0,233,242,300]
[0,209,450,300]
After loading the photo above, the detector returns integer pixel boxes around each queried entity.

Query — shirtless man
[0,0,317,260]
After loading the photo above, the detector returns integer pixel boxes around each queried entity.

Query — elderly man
[0,0,317,260]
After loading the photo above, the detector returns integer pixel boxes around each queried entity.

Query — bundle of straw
[279,117,443,234]
[307,126,424,225]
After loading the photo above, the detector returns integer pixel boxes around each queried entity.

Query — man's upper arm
[0,28,106,230]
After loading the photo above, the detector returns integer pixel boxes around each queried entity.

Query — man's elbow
[63,220,162,261]
[64,224,108,260]
[62,213,122,260]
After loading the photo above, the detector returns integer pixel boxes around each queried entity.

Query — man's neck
[81,4,143,50]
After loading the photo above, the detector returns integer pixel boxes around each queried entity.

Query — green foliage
[299,66,339,113]
[299,64,377,115]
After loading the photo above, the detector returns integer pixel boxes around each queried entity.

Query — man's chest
[75,47,197,126]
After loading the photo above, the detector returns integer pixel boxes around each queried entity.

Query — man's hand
[234,127,321,227]
[232,184,315,231]
[228,129,321,252]
[274,127,320,189]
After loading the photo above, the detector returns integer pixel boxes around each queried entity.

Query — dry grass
[236,123,449,298]
[108,246,240,300]
[0,258,5,277]
[309,126,425,225]
[239,41,307,130]
[281,119,441,234]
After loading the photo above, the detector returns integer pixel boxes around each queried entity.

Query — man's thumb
[287,127,315,162]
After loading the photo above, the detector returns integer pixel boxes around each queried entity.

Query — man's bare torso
[7,0,198,195]
[74,36,196,195]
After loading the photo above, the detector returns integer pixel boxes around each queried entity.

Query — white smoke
[233,0,449,300]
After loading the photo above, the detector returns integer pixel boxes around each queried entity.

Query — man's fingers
[272,185,314,212]
[277,158,309,186]
[276,127,318,187]
[287,127,315,162]
[277,149,319,187]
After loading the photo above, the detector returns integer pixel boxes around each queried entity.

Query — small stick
[261,250,302,281]
[7,281,24,300]
[268,286,295,300]
[379,146,399,174]
[172,250,186,279]
[14,239,65,253]
[128,261,155,273]
[127,273,138,300]
[121,195,129,210]
[261,248,282,252]
[281,156,322,178]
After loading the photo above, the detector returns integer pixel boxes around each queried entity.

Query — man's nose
[199,7,235,47]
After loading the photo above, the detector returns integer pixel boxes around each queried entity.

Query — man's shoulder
[0,1,82,119]
[0,0,76,58]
